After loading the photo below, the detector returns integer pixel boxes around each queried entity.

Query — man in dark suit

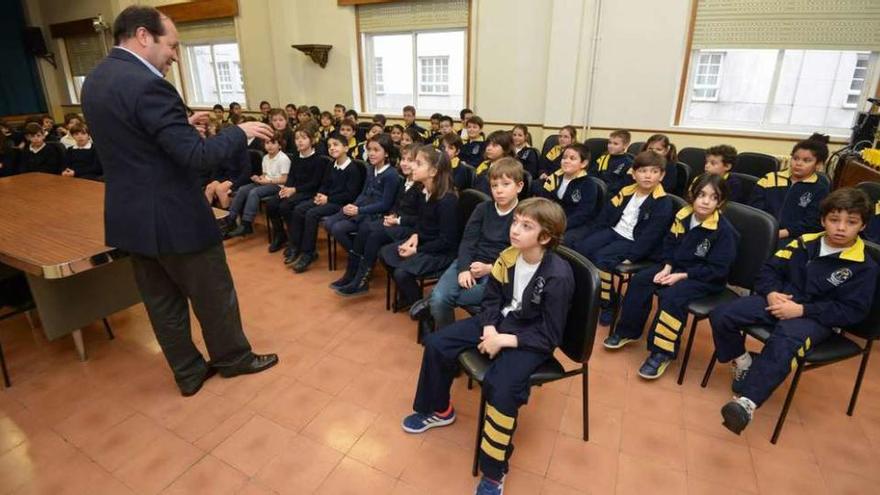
[82,6,278,397]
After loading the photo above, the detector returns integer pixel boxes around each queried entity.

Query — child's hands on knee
[459,271,476,289]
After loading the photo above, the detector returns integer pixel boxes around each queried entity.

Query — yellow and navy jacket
[538,144,563,177]
[429,131,442,148]
[589,152,634,195]
[865,200,880,244]
[749,170,830,238]
[451,156,473,191]
[756,233,878,328]
[472,159,492,194]
[538,169,601,231]
[405,123,431,141]
[516,146,539,178]
[460,135,486,167]
[346,137,360,159]
[319,125,335,141]
[662,207,739,284]
[593,184,675,262]
[478,247,575,354]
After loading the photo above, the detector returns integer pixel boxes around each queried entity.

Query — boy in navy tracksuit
[401,198,574,495]
[605,174,739,379]
[287,132,365,272]
[537,143,601,246]
[702,144,746,203]
[750,135,831,247]
[460,116,487,167]
[710,188,878,434]
[589,129,634,196]
[574,151,675,325]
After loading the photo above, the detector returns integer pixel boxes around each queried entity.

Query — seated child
[20,123,64,175]
[380,146,460,310]
[433,115,456,148]
[390,124,405,148]
[574,151,675,325]
[440,133,469,191]
[401,127,425,147]
[268,108,296,155]
[537,126,576,181]
[473,130,515,195]
[605,174,739,379]
[710,188,878,434]
[512,124,539,178]
[750,133,831,245]
[333,104,346,126]
[458,108,474,140]
[403,105,430,140]
[318,111,335,141]
[287,131,365,272]
[702,144,745,203]
[536,143,600,246]
[226,131,291,237]
[589,129,634,195]
[401,197,574,495]
[460,116,487,167]
[62,124,102,180]
[428,112,443,144]
[354,122,382,161]
[413,157,524,332]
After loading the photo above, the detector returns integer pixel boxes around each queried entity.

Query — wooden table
[833,156,880,189]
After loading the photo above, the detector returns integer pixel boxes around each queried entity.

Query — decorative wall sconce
[292,44,333,68]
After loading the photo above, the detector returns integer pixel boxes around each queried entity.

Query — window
[419,56,449,95]
[362,30,465,115]
[681,49,879,136]
[181,42,246,108]
[691,52,723,101]
[61,33,106,103]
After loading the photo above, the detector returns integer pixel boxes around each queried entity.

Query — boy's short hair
[515,197,567,249]
[69,123,88,135]
[631,150,666,171]
[24,122,43,136]
[820,187,872,225]
[459,108,473,120]
[430,112,443,121]
[212,104,224,111]
[372,114,387,126]
[488,156,525,183]
[295,121,319,142]
[64,113,81,125]
[441,133,463,150]
[339,118,356,131]
[402,105,416,114]
[268,108,286,119]
[344,109,359,119]
[439,115,454,126]
[285,103,296,110]
[563,143,591,163]
[268,130,286,147]
[334,103,346,111]
[466,115,484,128]
[259,100,270,108]
[705,144,737,166]
[609,129,632,145]
[320,111,333,121]
[792,132,831,164]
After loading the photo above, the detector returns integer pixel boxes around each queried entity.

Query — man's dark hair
[113,6,166,45]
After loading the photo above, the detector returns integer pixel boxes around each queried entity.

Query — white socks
[734,352,752,370]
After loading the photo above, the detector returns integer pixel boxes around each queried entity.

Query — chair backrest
[555,245,601,364]
[668,193,687,213]
[678,147,707,178]
[735,152,778,179]
[460,163,477,190]
[355,121,372,142]
[627,142,645,156]
[673,162,691,197]
[584,138,609,161]
[721,201,779,289]
[541,134,559,156]
[730,172,758,201]
[856,181,880,203]
[248,149,264,176]
[458,188,491,236]
[847,241,880,340]
[520,170,533,200]
[587,176,607,211]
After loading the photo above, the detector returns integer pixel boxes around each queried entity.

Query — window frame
[418,55,450,95]
[844,52,871,109]
[178,40,247,109]
[690,51,724,102]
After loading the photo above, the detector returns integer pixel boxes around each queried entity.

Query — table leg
[72,329,87,361]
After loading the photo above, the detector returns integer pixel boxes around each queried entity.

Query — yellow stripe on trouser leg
[655,322,677,341]
[486,404,515,430]
[483,421,511,446]
[653,336,675,352]
[481,438,506,461]
[599,270,612,282]
[658,311,682,332]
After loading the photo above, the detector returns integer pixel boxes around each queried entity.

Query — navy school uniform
[472,159,492,194]
[451,156,472,191]
[614,207,739,357]
[349,179,422,274]
[347,137,361,159]
[709,233,878,407]
[325,163,400,253]
[538,144,563,178]
[65,145,103,180]
[287,158,366,255]
[412,247,574,481]
[380,191,460,305]
[537,169,600,246]
[589,153,633,196]
[273,152,331,228]
[20,144,65,175]
[865,200,880,244]
[573,184,675,307]
[516,146,540,178]
[460,136,486,167]
[429,132,442,148]
[406,123,430,141]
[319,125,335,142]
[750,169,830,242]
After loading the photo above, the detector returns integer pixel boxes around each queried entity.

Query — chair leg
[467,377,473,390]
[677,316,699,385]
[847,340,873,416]
[582,366,589,441]
[385,270,392,311]
[0,338,10,388]
[264,208,272,243]
[472,392,486,477]
[327,234,334,271]
[102,318,115,340]
[771,358,804,444]
[700,350,717,388]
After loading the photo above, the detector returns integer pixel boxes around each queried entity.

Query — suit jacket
[82,48,246,256]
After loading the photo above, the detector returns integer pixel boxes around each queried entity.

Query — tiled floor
[3,228,880,494]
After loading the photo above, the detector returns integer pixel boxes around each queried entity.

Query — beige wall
[27,0,829,157]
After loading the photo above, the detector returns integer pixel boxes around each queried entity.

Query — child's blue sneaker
[475,476,504,495]
[637,352,672,380]
[603,333,635,349]
[401,407,456,433]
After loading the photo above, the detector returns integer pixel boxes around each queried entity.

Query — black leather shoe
[284,249,300,265]
[268,234,286,253]
[409,298,431,321]
[218,353,279,378]
[292,252,318,273]
[179,367,217,397]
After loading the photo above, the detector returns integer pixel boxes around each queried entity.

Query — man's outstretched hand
[238,122,274,142]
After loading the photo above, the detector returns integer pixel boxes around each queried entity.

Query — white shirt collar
[73,141,92,150]
[496,199,518,216]
[116,46,163,78]
[375,163,391,175]
[299,149,315,159]
[29,143,46,153]
[335,157,351,170]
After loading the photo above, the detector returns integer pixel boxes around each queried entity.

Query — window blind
[358,0,468,33]
[65,33,105,77]
[176,18,236,44]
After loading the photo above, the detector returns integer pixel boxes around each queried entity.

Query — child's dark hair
[632,150,667,171]
[213,104,224,112]
[792,132,830,164]
[560,125,578,143]
[439,115,454,126]
[642,134,677,163]
[486,130,514,158]
[69,123,88,135]
[390,124,405,135]
[309,106,321,118]
[820,187,872,225]
[294,122,318,145]
[320,111,333,122]
[404,127,425,143]
[297,105,310,116]
[430,112,443,121]
[706,144,737,166]
[368,122,384,134]
[228,102,241,111]
[334,103,346,111]
[512,124,533,146]
[400,142,420,161]
[327,131,347,146]
[460,108,473,120]
[64,113,81,126]
[563,143,590,163]
[285,103,296,111]
[466,115,484,128]
[24,122,43,136]
[259,100,270,108]
[488,156,525,183]
[339,118,357,131]
[369,132,397,164]
[344,109,359,120]
[268,130,286,148]
[441,133,463,151]
[402,105,416,115]
[416,145,455,200]
[515,197,567,249]
[372,114,387,126]
[688,172,729,206]
[609,129,631,145]
[268,108,288,124]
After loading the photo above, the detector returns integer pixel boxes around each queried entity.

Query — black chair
[587,176,607,213]
[248,149,264,176]
[675,202,778,385]
[356,122,372,142]
[459,164,477,191]
[584,138,609,162]
[541,134,559,156]
[627,142,645,156]
[730,172,758,203]
[673,162,691,197]
[856,181,880,203]
[458,246,600,475]
[701,242,880,444]
[735,152,778,179]
[678,147,707,178]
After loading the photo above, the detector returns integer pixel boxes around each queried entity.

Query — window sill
[672,123,849,143]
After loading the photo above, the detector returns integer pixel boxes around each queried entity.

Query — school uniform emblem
[798,192,813,208]
[530,277,546,305]
[571,189,582,203]
[522,150,531,159]
[827,268,853,286]
[614,163,626,174]
[472,147,479,155]
[695,238,711,257]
